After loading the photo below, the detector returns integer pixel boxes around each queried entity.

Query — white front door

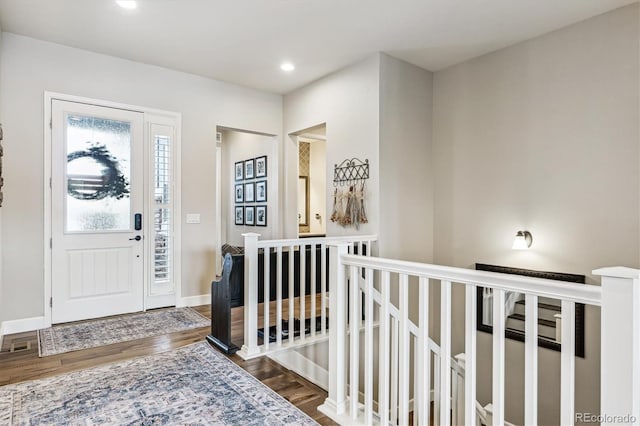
[51,100,145,324]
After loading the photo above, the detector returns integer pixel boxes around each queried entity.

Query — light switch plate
[186,214,201,224]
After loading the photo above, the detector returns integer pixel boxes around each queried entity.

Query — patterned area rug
[0,342,317,425]
[38,307,209,357]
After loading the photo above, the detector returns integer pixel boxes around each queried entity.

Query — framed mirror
[475,263,586,357]
[298,176,309,226]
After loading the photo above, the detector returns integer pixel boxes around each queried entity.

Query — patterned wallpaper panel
[299,142,310,177]
[298,142,310,232]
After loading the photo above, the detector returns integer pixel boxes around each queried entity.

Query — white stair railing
[318,242,640,426]
[453,353,516,426]
[237,233,377,360]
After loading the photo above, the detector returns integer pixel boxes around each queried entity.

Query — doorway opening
[215,127,278,275]
[295,124,326,237]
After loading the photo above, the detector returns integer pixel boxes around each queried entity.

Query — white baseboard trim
[1,316,46,336]
[268,350,329,390]
[177,294,210,307]
[319,394,417,425]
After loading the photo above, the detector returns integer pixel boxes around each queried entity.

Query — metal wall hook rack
[333,158,369,186]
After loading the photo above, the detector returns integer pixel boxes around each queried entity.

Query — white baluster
[276,247,283,346]
[414,337,421,426]
[440,280,452,426]
[418,276,430,426]
[399,274,410,425]
[238,232,260,359]
[364,267,374,424]
[485,403,494,426]
[311,244,317,338]
[492,288,506,426]
[452,363,458,426]
[318,242,349,417]
[263,247,270,351]
[300,244,306,342]
[378,271,391,425]
[321,243,327,334]
[433,351,440,426]
[455,354,467,426]
[349,264,360,420]
[465,284,477,426]
[391,316,399,425]
[525,294,538,425]
[288,246,294,345]
[561,300,575,425]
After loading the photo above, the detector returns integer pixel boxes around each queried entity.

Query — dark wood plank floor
[0,305,336,425]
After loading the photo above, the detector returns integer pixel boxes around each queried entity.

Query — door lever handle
[129,235,142,241]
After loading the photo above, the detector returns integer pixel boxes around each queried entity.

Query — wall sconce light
[512,230,532,250]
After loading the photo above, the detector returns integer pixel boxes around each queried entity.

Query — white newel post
[594,267,640,425]
[238,233,261,359]
[318,242,350,421]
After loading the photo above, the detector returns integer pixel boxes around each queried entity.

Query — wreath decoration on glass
[67,144,130,201]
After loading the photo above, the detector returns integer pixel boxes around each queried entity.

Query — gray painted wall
[379,53,434,264]
[0,33,282,321]
[283,55,380,239]
[432,5,639,424]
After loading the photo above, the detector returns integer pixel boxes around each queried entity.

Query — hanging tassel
[359,182,368,224]
[351,185,362,230]
[340,186,354,226]
[330,188,340,223]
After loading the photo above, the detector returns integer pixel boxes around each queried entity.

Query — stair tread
[508,313,557,327]
[514,300,561,311]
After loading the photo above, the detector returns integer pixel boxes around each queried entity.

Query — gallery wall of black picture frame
[234,155,268,227]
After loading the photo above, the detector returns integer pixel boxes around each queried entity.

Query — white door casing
[51,100,145,323]
[145,121,178,309]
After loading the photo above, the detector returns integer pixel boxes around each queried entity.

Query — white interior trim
[269,349,329,390]
[289,123,326,239]
[298,134,326,142]
[215,135,222,276]
[144,115,182,310]
[177,294,210,308]
[43,94,52,328]
[43,91,182,326]
[1,316,46,335]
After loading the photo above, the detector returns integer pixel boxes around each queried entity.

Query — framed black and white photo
[235,161,244,181]
[255,156,267,178]
[256,180,267,202]
[234,184,244,203]
[245,182,255,202]
[245,206,255,225]
[234,206,244,225]
[244,159,255,179]
[256,205,267,226]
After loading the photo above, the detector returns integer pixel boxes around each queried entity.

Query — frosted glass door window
[65,115,132,232]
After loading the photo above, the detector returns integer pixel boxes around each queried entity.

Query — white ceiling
[0,0,636,94]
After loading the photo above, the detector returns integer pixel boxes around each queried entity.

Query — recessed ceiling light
[280,62,295,72]
[116,0,137,9]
